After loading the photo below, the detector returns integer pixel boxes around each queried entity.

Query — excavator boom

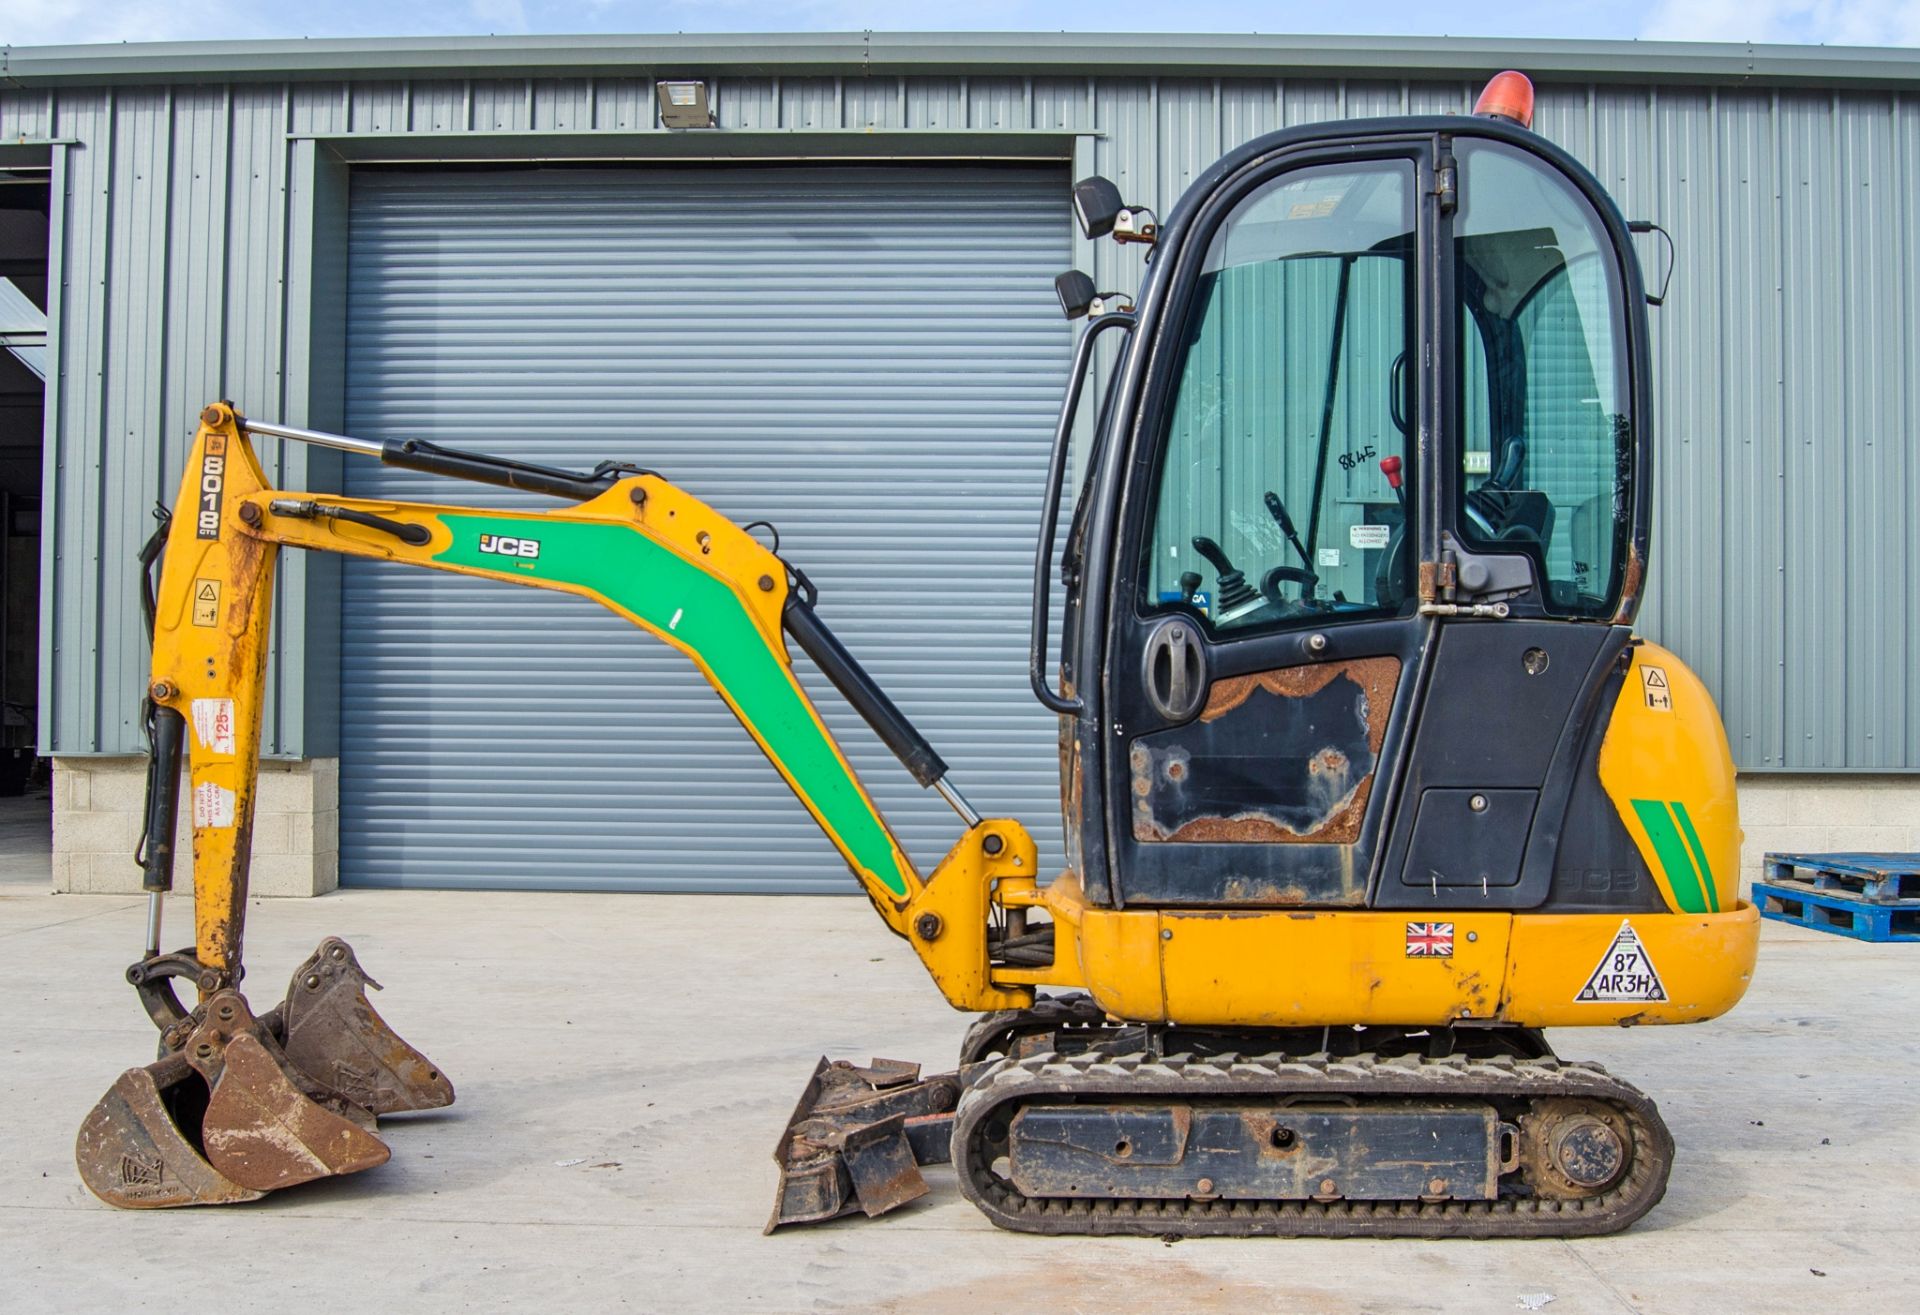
[80,401,1041,1209]
[167,405,1038,994]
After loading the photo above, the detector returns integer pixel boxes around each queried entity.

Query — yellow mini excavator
[79,73,1758,1236]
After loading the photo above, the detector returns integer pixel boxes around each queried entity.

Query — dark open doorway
[0,176,49,802]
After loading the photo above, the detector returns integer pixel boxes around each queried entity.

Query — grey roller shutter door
[340,164,1072,892]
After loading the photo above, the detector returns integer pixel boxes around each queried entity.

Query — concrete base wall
[42,758,1918,899]
[51,756,338,897]
[1734,774,1920,895]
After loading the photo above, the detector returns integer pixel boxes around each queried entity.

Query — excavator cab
[1054,103,1659,920]
[925,79,1753,1235]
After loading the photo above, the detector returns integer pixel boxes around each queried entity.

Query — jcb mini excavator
[79,73,1758,1237]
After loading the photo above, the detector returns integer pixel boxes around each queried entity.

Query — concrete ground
[0,787,1906,1314]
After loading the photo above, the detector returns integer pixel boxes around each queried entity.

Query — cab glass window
[1140,160,1417,635]
[1454,139,1631,616]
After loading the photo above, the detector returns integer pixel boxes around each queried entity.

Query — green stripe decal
[1630,799,1710,914]
[435,514,914,899]
[1670,801,1719,912]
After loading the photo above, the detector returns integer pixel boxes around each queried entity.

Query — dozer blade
[766,1058,962,1232]
[76,1055,264,1208]
[271,936,455,1115]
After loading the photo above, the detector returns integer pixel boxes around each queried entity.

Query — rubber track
[952,1049,1674,1238]
[957,993,1111,1066]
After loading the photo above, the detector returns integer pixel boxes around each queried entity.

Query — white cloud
[1642,0,1920,45]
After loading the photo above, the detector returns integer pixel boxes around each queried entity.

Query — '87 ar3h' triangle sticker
[1576,920,1668,1003]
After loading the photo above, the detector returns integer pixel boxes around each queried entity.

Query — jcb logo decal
[195,436,228,540]
[479,533,541,560]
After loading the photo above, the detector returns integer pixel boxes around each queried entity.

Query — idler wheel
[1518,1098,1632,1199]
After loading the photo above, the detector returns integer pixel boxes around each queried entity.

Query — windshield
[1138,159,1417,634]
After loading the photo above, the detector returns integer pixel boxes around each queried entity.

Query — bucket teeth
[76,1056,264,1209]
[274,936,455,1116]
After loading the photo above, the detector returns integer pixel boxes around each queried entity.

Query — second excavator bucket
[76,987,391,1207]
[272,937,455,1115]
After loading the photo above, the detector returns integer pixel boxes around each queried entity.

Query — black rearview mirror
[1054,270,1098,319]
[1627,220,1677,306]
[1072,176,1125,240]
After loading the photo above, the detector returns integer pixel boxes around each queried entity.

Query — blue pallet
[1763,852,1920,903]
[1754,880,1920,943]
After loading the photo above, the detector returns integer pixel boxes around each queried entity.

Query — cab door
[1103,146,1438,907]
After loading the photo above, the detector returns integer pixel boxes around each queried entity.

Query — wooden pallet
[1754,880,1920,943]
[1763,852,1920,903]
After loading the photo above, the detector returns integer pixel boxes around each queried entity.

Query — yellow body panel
[1502,903,1759,1026]
[1013,875,1758,1028]
[1152,911,1512,1025]
[1598,642,1743,915]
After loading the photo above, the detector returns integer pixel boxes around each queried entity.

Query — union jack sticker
[1405,922,1454,958]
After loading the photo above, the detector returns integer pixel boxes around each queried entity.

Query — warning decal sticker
[192,782,236,829]
[1640,665,1672,712]
[190,698,236,756]
[1576,920,1668,1003]
[192,578,221,627]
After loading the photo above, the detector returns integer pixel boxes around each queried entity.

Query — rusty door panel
[1131,657,1400,845]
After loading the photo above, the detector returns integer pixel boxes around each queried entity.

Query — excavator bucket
[272,937,455,1115]
[766,1058,963,1231]
[76,988,390,1207]
[76,1055,263,1208]
[197,1028,389,1191]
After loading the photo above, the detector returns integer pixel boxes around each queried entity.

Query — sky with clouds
[2,0,1917,48]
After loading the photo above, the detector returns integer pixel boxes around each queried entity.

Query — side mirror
[1627,220,1676,306]
[1054,270,1097,319]
[1072,176,1126,240]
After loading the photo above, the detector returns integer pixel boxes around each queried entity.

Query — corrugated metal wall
[339,164,1070,891]
[8,68,1920,771]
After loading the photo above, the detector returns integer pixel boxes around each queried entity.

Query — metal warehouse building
[3,32,1918,897]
